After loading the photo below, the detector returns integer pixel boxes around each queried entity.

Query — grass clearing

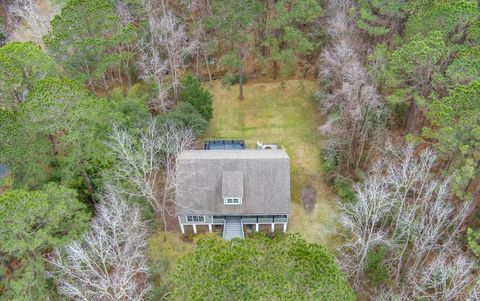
[203,80,339,248]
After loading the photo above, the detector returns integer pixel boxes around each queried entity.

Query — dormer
[222,171,243,205]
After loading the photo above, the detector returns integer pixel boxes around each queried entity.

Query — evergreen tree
[405,0,478,43]
[382,31,449,132]
[207,0,264,100]
[0,184,89,300]
[263,0,322,78]
[180,74,213,121]
[355,0,411,37]
[164,102,208,137]
[21,78,148,201]
[174,234,355,300]
[424,81,480,199]
[0,42,59,110]
[44,0,136,94]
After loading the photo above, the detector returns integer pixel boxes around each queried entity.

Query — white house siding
[178,215,288,235]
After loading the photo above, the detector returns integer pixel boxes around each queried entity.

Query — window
[186,215,205,222]
[224,197,242,205]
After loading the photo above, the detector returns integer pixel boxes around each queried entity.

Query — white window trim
[186,215,205,223]
[224,197,242,205]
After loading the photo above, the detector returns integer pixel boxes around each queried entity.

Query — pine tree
[180,74,213,121]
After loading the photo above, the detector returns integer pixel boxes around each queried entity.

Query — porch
[178,214,289,239]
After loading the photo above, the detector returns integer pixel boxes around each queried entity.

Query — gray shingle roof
[175,150,291,215]
[222,171,244,198]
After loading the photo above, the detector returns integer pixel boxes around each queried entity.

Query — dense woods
[317,0,480,298]
[0,0,479,300]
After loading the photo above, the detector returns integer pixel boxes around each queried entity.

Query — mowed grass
[203,80,339,248]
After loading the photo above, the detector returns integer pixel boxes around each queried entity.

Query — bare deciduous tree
[338,144,477,299]
[108,119,195,230]
[467,278,480,301]
[157,11,197,100]
[113,0,134,26]
[184,0,212,82]
[139,1,197,109]
[137,36,172,112]
[8,0,59,48]
[338,169,393,284]
[47,188,151,301]
[318,0,386,175]
[412,254,476,301]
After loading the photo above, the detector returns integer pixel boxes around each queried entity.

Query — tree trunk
[443,157,453,172]
[405,101,419,134]
[195,48,200,77]
[464,160,480,194]
[161,187,169,232]
[88,80,97,96]
[161,210,168,232]
[171,59,179,102]
[78,157,95,204]
[160,0,167,15]
[460,163,480,230]
[117,66,124,94]
[48,134,58,157]
[13,89,22,107]
[473,185,480,205]
[125,57,132,88]
[238,47,245,100]
[203,51,212,84]
[102,76,110,97]
[1,253,15,274]
[273,60,278,80]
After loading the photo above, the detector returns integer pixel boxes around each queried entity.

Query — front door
[226,216,241,223]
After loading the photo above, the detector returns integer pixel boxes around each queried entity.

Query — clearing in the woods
[203,79,339,248]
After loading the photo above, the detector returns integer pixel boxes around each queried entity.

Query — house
[175,149,290,240]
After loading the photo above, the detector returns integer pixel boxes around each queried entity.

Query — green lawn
[203,80,339,248]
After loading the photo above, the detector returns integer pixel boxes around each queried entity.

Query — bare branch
[338,144,476,298]
[108,119,196,230]
[138,2,197,108]
[318,0,386,174]
[8,0,59,48]
[47,188,151,301]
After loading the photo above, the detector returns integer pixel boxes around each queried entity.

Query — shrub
[310,90,327,105]
[386,94,408,123]
[221,72,236,88]
[333,176,356,202]
[180,74,213,121]
[221,72,248,87]
[173,234,355,300]
[467,228,480,257]
[164,102,208,137]
[320,147,339,177]
[366,246,390,287]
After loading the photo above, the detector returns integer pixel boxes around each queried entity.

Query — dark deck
[204,140,245,150]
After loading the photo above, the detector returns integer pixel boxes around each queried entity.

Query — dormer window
[224,197,242,205]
